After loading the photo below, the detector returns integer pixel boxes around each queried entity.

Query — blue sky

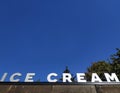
[0,0,120,81]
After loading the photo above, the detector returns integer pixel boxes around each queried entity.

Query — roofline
[0,82,120,85]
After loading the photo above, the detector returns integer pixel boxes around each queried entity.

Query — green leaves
[86,61,111,81]
[86,48,120,81]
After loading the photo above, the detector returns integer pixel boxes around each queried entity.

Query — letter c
[47,73,58,82]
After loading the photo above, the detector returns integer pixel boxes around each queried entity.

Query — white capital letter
[77,73,86,82]
[10,73,22,82]
[104,73,119,82]
[92,73,102,82]
[63,73,72,82]
[25,73,35,82]
[47,73,58,82]
[0,73,8,82]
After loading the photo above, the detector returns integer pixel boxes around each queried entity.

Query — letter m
[104,73,119,82]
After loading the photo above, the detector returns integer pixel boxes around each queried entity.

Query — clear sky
[0,0,120,81]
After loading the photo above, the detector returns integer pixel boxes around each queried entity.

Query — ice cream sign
[0,72,119,82]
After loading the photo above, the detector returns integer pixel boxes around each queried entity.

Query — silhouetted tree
[59,66,76,82]
[110,48,120,78]
[86,48,120,81]
[85,61,111,81]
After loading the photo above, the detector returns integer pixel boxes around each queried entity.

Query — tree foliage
[86,48,120,81]
[85,61,111,81]
[110,48,120,78]
[59,49,120,82]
